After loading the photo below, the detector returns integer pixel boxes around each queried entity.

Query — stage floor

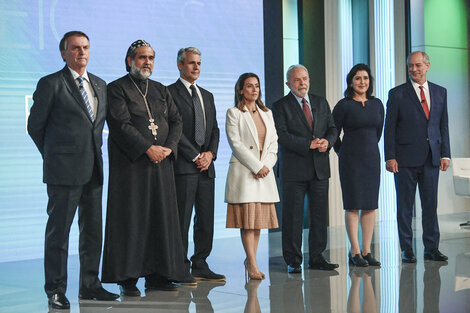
[0,212,469,313]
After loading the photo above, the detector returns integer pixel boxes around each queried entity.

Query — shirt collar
[179,77,198,91]
[291,91,309,105]
[411,79,428,91]
[68,66,89,82]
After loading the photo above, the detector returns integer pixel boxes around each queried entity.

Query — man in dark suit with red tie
[385,51,450,263]
[28,31,118,309]
[168,47,225,283]
[272,64,338,273]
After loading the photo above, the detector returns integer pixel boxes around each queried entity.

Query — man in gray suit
[168,47,224,282]
[28,31,118,309]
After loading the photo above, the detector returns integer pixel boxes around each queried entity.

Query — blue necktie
[77,76,95,122]
[190,84,205,146]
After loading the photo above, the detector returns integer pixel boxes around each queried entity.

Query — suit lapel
[89,73,104,123]
[428,82,438,120]
[307,94,317,134]
[289,93,312,132]
[241,107,260,150]
[258,109,270,153]
[176,79,195,112]
[201,89,213,136]
[61,67,93,124]
[406,81,428,120]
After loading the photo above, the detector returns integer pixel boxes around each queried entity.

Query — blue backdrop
[0,0,265,262]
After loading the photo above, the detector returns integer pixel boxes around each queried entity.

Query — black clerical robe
[102,74,185,283]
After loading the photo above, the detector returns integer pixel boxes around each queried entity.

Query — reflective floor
[0,212,469,313]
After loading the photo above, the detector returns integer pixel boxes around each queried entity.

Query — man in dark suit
[272,64,338,273]
[168,47,225,282]
[28,31,118,309]
[385,51,450,263]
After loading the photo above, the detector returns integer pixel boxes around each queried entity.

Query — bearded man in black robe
[102,40,187,296]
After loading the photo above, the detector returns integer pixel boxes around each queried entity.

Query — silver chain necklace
[128,74,158,141]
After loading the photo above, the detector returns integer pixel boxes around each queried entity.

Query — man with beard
[272,64,338,273]
[101,40,186,296]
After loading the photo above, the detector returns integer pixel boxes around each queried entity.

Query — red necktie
[419,86,430,120]
[302,98,313,129]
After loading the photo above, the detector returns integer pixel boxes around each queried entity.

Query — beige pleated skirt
[226,202,279,229]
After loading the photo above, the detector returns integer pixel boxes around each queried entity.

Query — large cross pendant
[148,118,158,138]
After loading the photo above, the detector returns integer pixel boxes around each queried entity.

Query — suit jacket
[28,66,107,186]
[225,107,279,203]
[272,92,338,181]
[384,81,450,167]
[168,79,219,178]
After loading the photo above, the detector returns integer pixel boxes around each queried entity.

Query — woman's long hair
[234,73,268,112]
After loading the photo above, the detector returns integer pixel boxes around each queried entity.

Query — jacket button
[426,138,430,141]
[250,146,253,149]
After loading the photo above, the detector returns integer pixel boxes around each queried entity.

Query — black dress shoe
[176,273,198,287]
[348,252,368,267]
[119,284,141,297]
[424,249,448,261]
[48,292,70,309]
[401,249,417,263]
[362,253,381,267]
[287,264,302,273]
[145,280,178,291]
[309,255,339,271]
[192,268,226,282]
[78,287,119,301]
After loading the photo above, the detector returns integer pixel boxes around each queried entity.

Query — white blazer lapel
[258,109,271,156]
[241,106,260,150]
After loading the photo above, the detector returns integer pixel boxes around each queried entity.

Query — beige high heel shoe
[244,259,263,280]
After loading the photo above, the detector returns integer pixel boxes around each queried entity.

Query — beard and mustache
[130,60,152,80]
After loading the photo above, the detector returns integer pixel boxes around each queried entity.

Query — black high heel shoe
[348,252,368,267]
[362,253,381,267]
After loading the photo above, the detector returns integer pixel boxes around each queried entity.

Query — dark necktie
[419,86,430,120]
[77,76,95,122]
[190,84,205,146]
[302,98,313,129]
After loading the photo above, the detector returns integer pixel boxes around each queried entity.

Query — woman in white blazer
[225,73,280,280]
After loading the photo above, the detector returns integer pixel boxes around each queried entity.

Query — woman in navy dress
[332,64,384,267]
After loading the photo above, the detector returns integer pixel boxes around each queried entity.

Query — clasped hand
[310,138,329,152]
[146,145,172,163]
[195,151,213,172]
[253,165,269,179]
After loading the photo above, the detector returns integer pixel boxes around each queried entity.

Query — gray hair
[177,47,202,64]
[407,51,430,65]
[286,64,309,82]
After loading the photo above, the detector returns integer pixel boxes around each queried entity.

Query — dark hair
[59,31,89,62]
[234,73,268,112]
[344,63,374,99]
[59,31,89,52]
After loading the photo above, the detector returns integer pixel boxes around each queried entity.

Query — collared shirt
[291,91,313,120]
[179,77,206,126]
[410,80,449,161]
[411,80,431,110]
[68,67,98,118]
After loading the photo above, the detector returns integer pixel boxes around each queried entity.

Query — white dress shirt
[411,80,431,110]
[68,67,97,118]
[179,77,206,126]
[291,91,313,120]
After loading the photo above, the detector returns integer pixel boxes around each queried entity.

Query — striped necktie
[77,76,95,122]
